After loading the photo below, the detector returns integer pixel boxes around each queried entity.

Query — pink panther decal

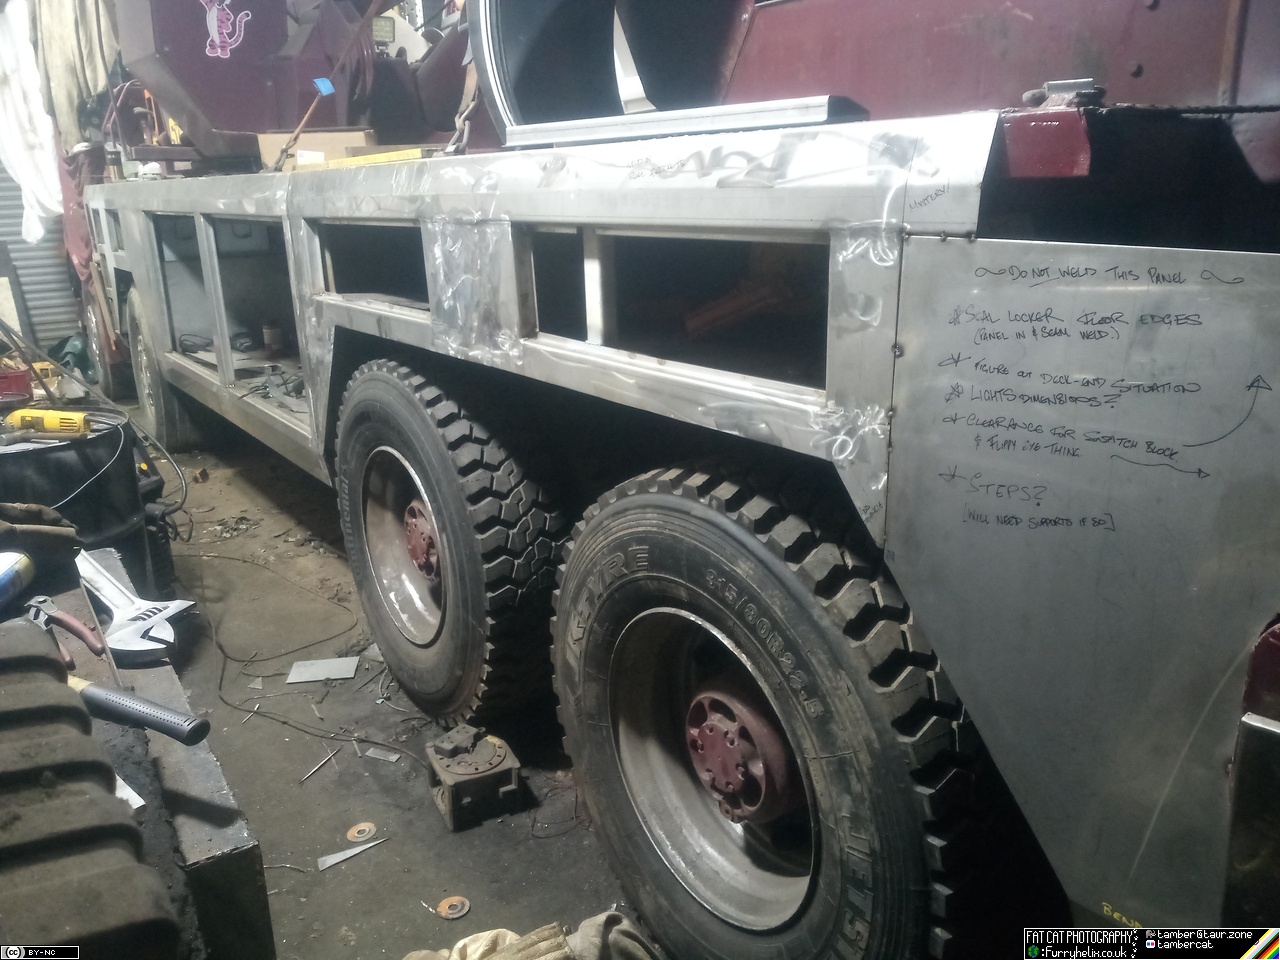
[199,0,251,59]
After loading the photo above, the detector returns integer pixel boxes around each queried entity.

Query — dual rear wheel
[335,362,981,958]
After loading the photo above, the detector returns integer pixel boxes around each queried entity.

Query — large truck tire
[127,288,203,453]
[335,360,566,723]
[552,466,980,960]
[0,620,180,958]
[85,301,132,402]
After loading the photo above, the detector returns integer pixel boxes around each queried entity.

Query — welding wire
[234,651,259,684]
[299,746,341,783]
[241,703,260,723]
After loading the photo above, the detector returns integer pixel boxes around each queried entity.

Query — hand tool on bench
[75,552,192,662]
[26,594,105,669]
[67,675,210,746]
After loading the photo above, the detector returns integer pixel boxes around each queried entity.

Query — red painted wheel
[404,499,442,581]
[554,466,981,960]
[685,679,800,825]
[336,360,565,722]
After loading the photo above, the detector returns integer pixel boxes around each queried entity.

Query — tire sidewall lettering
[560,516,882,960]
[704,564,824,718]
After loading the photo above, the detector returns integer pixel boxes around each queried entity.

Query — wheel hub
[363,447,447,647]
[686,682,797,824]
[403,499,440,580]
[611,607,816,930]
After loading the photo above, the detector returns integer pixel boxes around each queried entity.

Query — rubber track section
[338,360,567,723]
[0,619,179,954]
[554,463,981,959]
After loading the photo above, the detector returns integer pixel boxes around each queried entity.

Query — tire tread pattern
[554,462,984,958]
[127,288,203,453]
[337,360,567,723]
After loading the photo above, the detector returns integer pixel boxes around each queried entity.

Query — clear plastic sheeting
[430,218,523,363]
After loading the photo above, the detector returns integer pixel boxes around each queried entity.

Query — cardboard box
[257,129,376,172]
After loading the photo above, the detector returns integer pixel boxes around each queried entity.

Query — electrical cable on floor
[185,548,588,837]
[135,432,189,521]
[529,782,587,840]
[173,552,359,662]
[163,508,195,544]
[186,551,436,774]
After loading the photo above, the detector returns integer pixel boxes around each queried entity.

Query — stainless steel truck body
[84,103,1280,958]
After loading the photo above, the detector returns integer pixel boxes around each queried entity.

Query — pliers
[26,595,106,669]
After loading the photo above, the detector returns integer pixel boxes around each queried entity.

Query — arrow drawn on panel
[1110,455,1210,479]
[1184,375,1272,448]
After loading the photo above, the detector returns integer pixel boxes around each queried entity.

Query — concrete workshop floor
[160,430,624,960]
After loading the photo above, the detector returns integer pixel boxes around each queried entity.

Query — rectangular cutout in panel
[530,230,588,340]
[315,222,429,304]
[611,235,829,388]
[209,219,304,406]
[106,210,123,252]
[154,214,215,361]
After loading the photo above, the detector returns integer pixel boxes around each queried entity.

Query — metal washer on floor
[438,896,470,920]
[346,822,376,842]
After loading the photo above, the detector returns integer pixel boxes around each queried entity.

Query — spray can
[0,552,35,612]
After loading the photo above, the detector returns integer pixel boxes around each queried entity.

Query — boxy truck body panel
[85,110,1280,926]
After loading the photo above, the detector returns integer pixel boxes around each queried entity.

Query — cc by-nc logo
[3,947,25,959]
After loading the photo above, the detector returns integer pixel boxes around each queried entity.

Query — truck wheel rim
[86,306,106,386]
[611,607,815,931]
[685,680,800,825]
[135,335,157,426]
[363,446,447,646]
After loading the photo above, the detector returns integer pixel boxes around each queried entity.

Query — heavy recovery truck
[77,1,1280,957]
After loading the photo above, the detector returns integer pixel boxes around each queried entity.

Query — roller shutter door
[0,166,80,349]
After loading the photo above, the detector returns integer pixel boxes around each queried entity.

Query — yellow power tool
[3,409,90,434]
